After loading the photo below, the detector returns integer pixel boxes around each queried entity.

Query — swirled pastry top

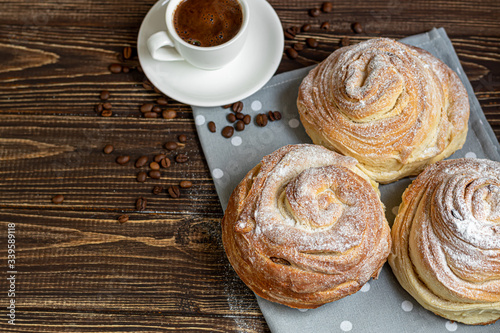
[222,144,391,308]
[297,38,470,184]
[389,158,500,325]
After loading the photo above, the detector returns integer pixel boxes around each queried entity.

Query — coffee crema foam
[173,0,243,47]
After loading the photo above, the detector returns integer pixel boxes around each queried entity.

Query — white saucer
[137,0,284,107]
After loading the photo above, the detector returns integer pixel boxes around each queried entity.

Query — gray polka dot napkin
[192,28,500,333]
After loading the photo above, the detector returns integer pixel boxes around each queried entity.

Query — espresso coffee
[173,0,243,47]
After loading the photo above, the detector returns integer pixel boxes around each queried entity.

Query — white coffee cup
[147,0,250,70]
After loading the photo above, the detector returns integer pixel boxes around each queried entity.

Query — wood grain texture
[0,0,499,332]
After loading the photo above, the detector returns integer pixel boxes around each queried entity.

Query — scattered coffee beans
[103,102,112,110]
[301,24,311,32]
[179,180,193,188]
[208,121,216,132]
[232,101,243,113]
[116,155,130,165]
[52,194,64,204]
[135,156,148,168]
[103,144,114,154]
[140,103,154,113]
[268,111,276,121]
[352,22,363,33]
[123,46,133,60]
[152,186,163,195]
[150,161,160,170]
[117,214,129,223]
[168,185,181,198]
[149,170,161,179]
[160,157,171,168]
[243,114,251,125]
[101,109,112,117]
[162,109,177,119]
[137,171,147,182]
[222,104,232,109]
[321,21,330,30]
[109,63,122,73]
[286,47,299,59]
[152,106,161,113]
[221,126,234,138]
[256,113,268,127]
[95,103,103,113]
[142,81,153,90]
[321,2,333,12]
[306,38,318,48]
[144,112,158,118]
[309,8,321,17]
[154,154,166,162]
[178,134,187,143]
[136,197,147,210]
[122,66,130,73]
[293,43,305,51]
[273,111,282,120]
[340,37,350,47]
[227,113,236,122]
[164,141,178,150]
[235,120,245,131]
[157,97,168,105]
[284,27,296,40]
[100,90,110,100]
[175,154,188,163]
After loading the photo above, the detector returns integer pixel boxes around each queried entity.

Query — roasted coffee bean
[301,23,312,32]
[208,121,216,132]
[268,111,276,121]
[243,114,251,125]
[116,155,130,165]
[179,180,193,188]
[273,111,282,120]
[122,66,130,73]
[321,21,330,30]
[142,82,153,90]
[235,120,245,131]
[103,144,114,154]
[306,38,318,48]
[149,170,161,179]
[227,113,236,123]
[109,63,122,73]
[117,214,129,223]
[150,161,160,170]
[101,109,112,117]
[340,37,350,47]
[144,112,158,118]
[168,185,181,198]
[100,90,110,100]
[286,47,299,59]
[136,171,147,182]
[164,141,178,150]
[178,134,187,143]
[103,102,112,110]
[293,43,305,51]
[154,154,166,162]
[321,2,333,12]
[236,113,244,120]
[256,113,268,127]
[52,194,64,204]
[222,104,232,109]
[95,103,103,113]
[162,109,177,119]
[123,46,133,59]
[284,28,296,40]
[152,186,163,195]
[152,106,161,113]
[135,156,149,168]
[136,197,147,210]
[140,103,154,113]
[309,8,321,17]
[175,154,188,163]
[232,101,243,113]
[221,126,234,138]
[157,97,168,105]
[160,157,171,168]
[352,22,363,33]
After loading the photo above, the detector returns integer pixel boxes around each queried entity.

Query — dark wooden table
[1,0,499,332]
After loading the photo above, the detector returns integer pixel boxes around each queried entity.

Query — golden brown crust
[222,144,391,308]
[389,158,500,325]
[297,38,469,184]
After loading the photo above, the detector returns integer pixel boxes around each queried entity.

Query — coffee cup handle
[147,31,184,61]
